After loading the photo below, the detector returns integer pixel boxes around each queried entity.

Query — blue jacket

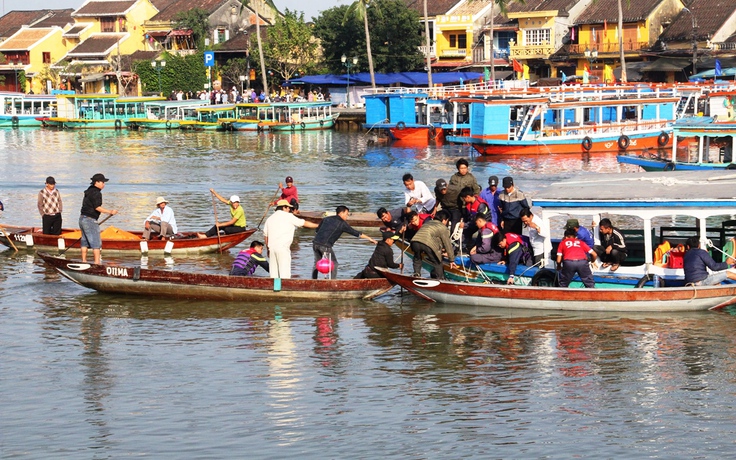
[683,248,729,284]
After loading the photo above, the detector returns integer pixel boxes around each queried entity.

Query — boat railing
[535,119,670,138]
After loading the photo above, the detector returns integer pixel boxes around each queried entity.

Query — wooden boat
[267,102,338,131]
[44,94,166,129]
[0,92,56,127]
[299,211,382,229]
[0,224,255,254]
[378,269,736,312]
[445,85,692,155]
[125,100,207,130]
[179,104,237,131]
[398,170,736,288]
[363,92,450,144]
[618,91,736,171]
[230,103,279,131]
[39,253,394,301]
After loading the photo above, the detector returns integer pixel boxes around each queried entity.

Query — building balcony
[710,42,736,51]
[567,42,650,54]
[510,44,556,59]
[441,48,467,57]
[418,45,436,58]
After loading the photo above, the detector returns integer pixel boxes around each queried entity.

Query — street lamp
[682,7,698,74]
[151,60,166,96]
[11,61,19,92]
[341,54,358,107]
[239,75,245,96]
[583,47,598,65]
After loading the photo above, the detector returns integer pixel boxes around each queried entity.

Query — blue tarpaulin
[288,71,484,86]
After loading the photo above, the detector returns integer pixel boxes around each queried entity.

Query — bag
[667,244,686,269]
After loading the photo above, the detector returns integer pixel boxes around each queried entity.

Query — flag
[561,71,567,83]
[571,27,576,41]
[592,28,596,43]
[716,60,723,76]
[604,20,607,34]
[512,59,523,73]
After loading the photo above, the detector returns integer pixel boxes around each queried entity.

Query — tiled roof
[505,0,580,16]
[64,24,90,37]
[402,0,460,18]
[0,27,55,50]
[451,0,493,16]
[217,30,250,51]
[67,33,127,55]
[576,0,663,24]
[74,1,137,17]
[151,0,228,22]
[659,0,736,42]
[32,9,74,27]
[0,10,51,38]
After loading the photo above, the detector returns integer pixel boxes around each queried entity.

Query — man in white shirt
[403,173,436,213]
[520,208,546,265]
[143,196,177,239]
[263,200,318,279]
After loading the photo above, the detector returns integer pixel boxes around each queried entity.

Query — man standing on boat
[448,158,480,210]
[593,218,627,272]
[79,173,118,264]
[498,176,530,235]
[263,199,317,279]
[683,236,736,285]
[556,227,597,288]
[38,176,63,235]
[403,173,436,214]
[410,210,456,279]
[480,175,501,226]
[312,206,377,279]
[520,208,547,265]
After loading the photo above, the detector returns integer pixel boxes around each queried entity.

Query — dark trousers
[42,213,62,235]
[312,243,337,279]
[411,241,445,279]
[205,225,246,238]
[559,259,595,288]
[593,246,627,265]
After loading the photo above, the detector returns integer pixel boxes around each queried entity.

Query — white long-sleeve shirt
[404,180,436,212]
[144,205,177,233]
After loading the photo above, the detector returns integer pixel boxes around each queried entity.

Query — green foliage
[313,0,423,74]
[174,8,210,50]
[134,52,207,95]
[261,9,322,82]
[219,58,249,91]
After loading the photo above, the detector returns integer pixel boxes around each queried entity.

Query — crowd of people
[20,164,736,287]
[168,87,330,105]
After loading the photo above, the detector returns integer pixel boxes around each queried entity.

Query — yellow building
[433,0,495,70]
[0,26,68,94]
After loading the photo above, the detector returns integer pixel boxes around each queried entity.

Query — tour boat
[125,99,207,130]
[0,91,55,127]
[44,94,166,129]
[363,92,454,144]
[178,104,237,131]
[266,102,338,131]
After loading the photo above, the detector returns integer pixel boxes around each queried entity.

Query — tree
[313,6,359,74]
[423,0,432,87]
[219,58,249,91]
[345,0,377,89]
[237,0,278,95]
[262,9,321,82]
[368,0,423,73]
[174,8,211,50]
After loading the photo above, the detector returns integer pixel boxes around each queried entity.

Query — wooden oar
[60,213,115,255]
[211,191,223,253]
[0,224,18,252]
[256,185,281,230]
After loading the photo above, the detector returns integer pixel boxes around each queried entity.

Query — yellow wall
[27,29,68,93]
[435,15,474,57]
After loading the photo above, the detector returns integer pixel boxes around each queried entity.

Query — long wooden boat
[230,103,279,131]
[125,100,207,130]
[44,94,166,129]
[299,211,382,229]
[267,102,338,131]
[378,269,736,312]
[0,92,56,127]
[39,253,394,301]
[179,104,237,131]
[0,225,254,254]
[363,93,450,144]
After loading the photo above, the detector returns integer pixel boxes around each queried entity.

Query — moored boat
[45,94,166,129]
[363,92,453,144]
[0,225,255,254]
[125,99,207,130]
[179,104,237,131]
[267,102,338,131]
[39,253,394,301]
[0,92,56,127]
[299,211,382,229]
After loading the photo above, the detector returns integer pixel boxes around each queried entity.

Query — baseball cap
[436,178,448,190]
[275,199,293,208]
[285,176,293,183]
[90,173,109,183]
[488,175,498,187]
[382,231,400,241]
[229,195,240,203]
[156,196,168,205]
[565,218,580,229]
[502,176,514,188]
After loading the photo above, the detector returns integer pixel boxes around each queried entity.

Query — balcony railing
[510,44,556,58]
[418,45,436,58]
[567,42,650,54]
[710,42,736,51]
[441,48,467,57]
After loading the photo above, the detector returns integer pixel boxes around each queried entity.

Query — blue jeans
[79,215,101,249]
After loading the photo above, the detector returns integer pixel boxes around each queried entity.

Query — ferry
[0,91,56,127]
[230,103,279,131]
[179,104,237,131]
[44,94,166,129]
[267,102,337,132]
[125,99,208,130]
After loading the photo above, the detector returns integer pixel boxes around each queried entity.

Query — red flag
[512,59,523,73]
[604,19,607,33]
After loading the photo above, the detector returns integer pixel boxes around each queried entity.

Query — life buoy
[581,136,593,151]
[618,134,631,150]
[635,274,665,288]
[396,121,406,130]
[11,116,19,127]
[165,120,172,129]
[530,268,559,287]
[664,161,676,171]
[726,163,736,170]
[657,131,669,147]
[114,119,122,130]
[429,126,437,140]
[300,122,306,130]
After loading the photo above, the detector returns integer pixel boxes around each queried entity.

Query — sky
[1,0,341,21]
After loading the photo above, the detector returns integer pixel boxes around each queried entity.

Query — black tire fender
[726,163,736,170]
[618,134,630,150]
[664,161,676,171]
[581,136,593,151]
[114,119,122,130]
[636,274,665,288]
[530,268,559,287]
[396,121,406,130]
[657,131,669,147]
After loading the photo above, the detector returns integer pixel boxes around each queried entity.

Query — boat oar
[0,224,19,252]
[256,185,281,230]
[60,213,115,255]
[211,191,223,253]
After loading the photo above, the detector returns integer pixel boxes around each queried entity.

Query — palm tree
[345,0,376,90]
[423,0,432,87]
[617,0,626,83]
[238,0,276,95]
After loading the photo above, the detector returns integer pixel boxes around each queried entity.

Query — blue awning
[689,67,736,80]
[287,71,484,86]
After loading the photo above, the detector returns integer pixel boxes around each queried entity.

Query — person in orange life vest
[458,187,489,251]
[273,176,299,211]
[469,213,502,265]
[404,210,432,241]
[230,241,270,276]
[497,231,526,284]
[556,227,597,288]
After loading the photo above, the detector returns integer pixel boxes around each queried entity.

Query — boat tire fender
[291,121,296,131]
[257,124,264,133]
[429,126,437,140]
[635,274,664,288]
[664,161,676,171]
[300,122,306,130]
[114,119,122,130]
[581,136,593,151]
[618,134,630,150]
[530,268,559,287]
[11,116,19,127]
[397,121,406,131]
[165,120,172,129]
[727,163,736,170]
[319,120,324,127]
[657,131,669,147]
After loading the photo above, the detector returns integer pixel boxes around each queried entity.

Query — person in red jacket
[497,231,528,284]
[556,227,598,288]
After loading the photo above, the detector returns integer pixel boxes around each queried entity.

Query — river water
[2,129,736,458]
